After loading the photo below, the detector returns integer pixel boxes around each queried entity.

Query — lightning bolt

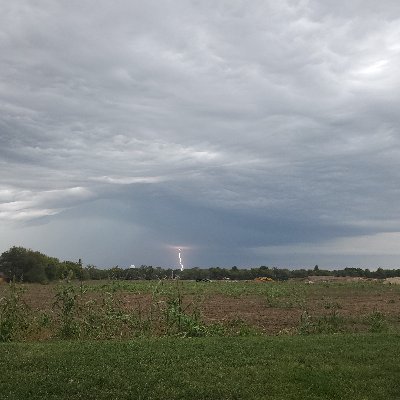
[178,248,184,271]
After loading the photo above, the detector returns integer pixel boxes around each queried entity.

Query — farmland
[1,279,400,399]
[1,278,400,340]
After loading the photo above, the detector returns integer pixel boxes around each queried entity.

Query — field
[1,279,400,339]
[1,279,400,399]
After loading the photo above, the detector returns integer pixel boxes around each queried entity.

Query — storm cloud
[1,1,400,268]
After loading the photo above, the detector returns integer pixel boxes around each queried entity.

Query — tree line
[1,246,399,283]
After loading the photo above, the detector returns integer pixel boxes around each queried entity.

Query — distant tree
[127,266,145,280]
[24,263,48,283]
[108,266,125,280]
[0,246,61,282]
[291,269,308,279]
[374,267,386,279]
[85,265,104,280]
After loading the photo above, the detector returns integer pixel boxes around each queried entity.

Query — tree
[24,263,48,283]
[0,246,63,282]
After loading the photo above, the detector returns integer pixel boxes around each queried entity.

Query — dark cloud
[1,1,400,267]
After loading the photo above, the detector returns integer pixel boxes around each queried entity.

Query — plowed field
[2,279,400,336]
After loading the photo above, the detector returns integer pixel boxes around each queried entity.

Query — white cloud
[0,187,93,221]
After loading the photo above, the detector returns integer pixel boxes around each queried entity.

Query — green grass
[1,334,399,399]
[85,279,400,297]
[86,279,308,297]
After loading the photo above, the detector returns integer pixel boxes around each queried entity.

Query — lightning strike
[178,248,184,271]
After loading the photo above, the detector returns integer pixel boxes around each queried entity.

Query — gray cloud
[1,1,400,267]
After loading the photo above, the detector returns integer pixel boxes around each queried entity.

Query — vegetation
[1,267,399,398]
[1,334,399,399]
[2,246,400,283]
[0,247,84,283]
[1,279,399,342]
[0,279,238,341]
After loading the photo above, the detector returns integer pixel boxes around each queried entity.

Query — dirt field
[2,278,400,336]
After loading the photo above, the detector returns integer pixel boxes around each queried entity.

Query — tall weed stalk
[53,275,81,338]
[0,281,29,342]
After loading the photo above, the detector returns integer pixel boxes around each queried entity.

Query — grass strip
[0,334,399,399]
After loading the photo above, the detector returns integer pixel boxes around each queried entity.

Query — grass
[1,281,399,398]
[85,279,312,297]
[82,279,400,304]
[2,279,400,301]
[0,334,399,399]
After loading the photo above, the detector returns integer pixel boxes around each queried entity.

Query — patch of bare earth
[1,281,400,334]
[199,294,302,334]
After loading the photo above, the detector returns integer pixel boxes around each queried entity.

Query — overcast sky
[1,1,400,269]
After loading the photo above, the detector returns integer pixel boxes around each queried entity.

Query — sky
[1,1,400,269]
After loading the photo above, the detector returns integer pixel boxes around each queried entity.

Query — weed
[132,300,152,336]
[265,283,306,308]
[365,311,388,333]
[2,279,399,341]
[37,311,52,328]
[298,309,345,334]
[82,292,134,339]
[322,298,342,309]
[298,310,314,335]
[265,286,282,307]
[316,310,345,333]
[0,281,29,342]
[164,284,207,337]
[53,280,80,338]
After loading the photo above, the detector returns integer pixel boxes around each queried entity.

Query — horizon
[0,244,395,272]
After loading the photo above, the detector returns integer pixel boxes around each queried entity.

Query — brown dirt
[1,281,399,335]
[199,294,302,334]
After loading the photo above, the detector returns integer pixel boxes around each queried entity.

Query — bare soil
[1,280,400,334]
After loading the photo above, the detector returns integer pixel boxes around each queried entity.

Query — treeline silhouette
[1,246,399,283]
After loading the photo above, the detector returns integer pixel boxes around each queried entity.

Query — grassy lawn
[1,334,399,400]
